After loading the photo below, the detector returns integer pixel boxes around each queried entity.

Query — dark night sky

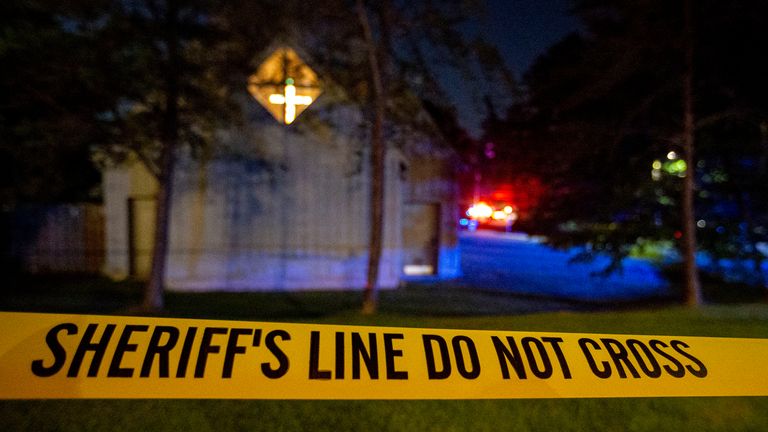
[483,0,579,74]
[454,0,580,137]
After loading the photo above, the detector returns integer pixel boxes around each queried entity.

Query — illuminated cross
[247,47,321,125]
[267,78,314,124]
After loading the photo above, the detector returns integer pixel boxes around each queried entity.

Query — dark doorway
[127,196,156,279]
[402,203,440,276]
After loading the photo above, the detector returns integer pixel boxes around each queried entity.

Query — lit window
[247,48,321,125]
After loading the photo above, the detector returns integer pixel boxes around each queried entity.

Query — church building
[101,47,460,291]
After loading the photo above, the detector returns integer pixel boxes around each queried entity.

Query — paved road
[457,230,671,302]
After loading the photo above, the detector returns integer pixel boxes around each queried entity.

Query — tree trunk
[356,0,386,314]
[143,0,180,313]
[143,137,175,312]
[760,122,768,301]
[681,0,702,306]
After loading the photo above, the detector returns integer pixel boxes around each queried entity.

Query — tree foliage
[487,0,768,290]
[0,0,115,204]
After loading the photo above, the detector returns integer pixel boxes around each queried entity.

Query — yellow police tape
[1,311,767,399]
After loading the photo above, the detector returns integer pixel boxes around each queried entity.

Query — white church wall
[163,119,404,291]
[102,133,455,289]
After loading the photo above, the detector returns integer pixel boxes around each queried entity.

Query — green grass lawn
[1,275,767,431]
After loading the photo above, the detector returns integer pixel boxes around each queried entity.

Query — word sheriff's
[31,323,290,379]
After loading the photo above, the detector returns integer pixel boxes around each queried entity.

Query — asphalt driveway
[457,230,670,302]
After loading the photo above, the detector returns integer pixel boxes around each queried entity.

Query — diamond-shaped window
[247,47,321,125]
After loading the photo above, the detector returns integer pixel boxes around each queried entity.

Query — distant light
[696,220,706,228]
[664,159,687,176]
[667,151,678,160]
[403,264,434,276]
[674,230,683,239]
[716,226,726,234]
[467,202,493,219]
[492,210,507,220]
[503,206,513,214]
[459,218,469,226]
[652,159,663,181]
